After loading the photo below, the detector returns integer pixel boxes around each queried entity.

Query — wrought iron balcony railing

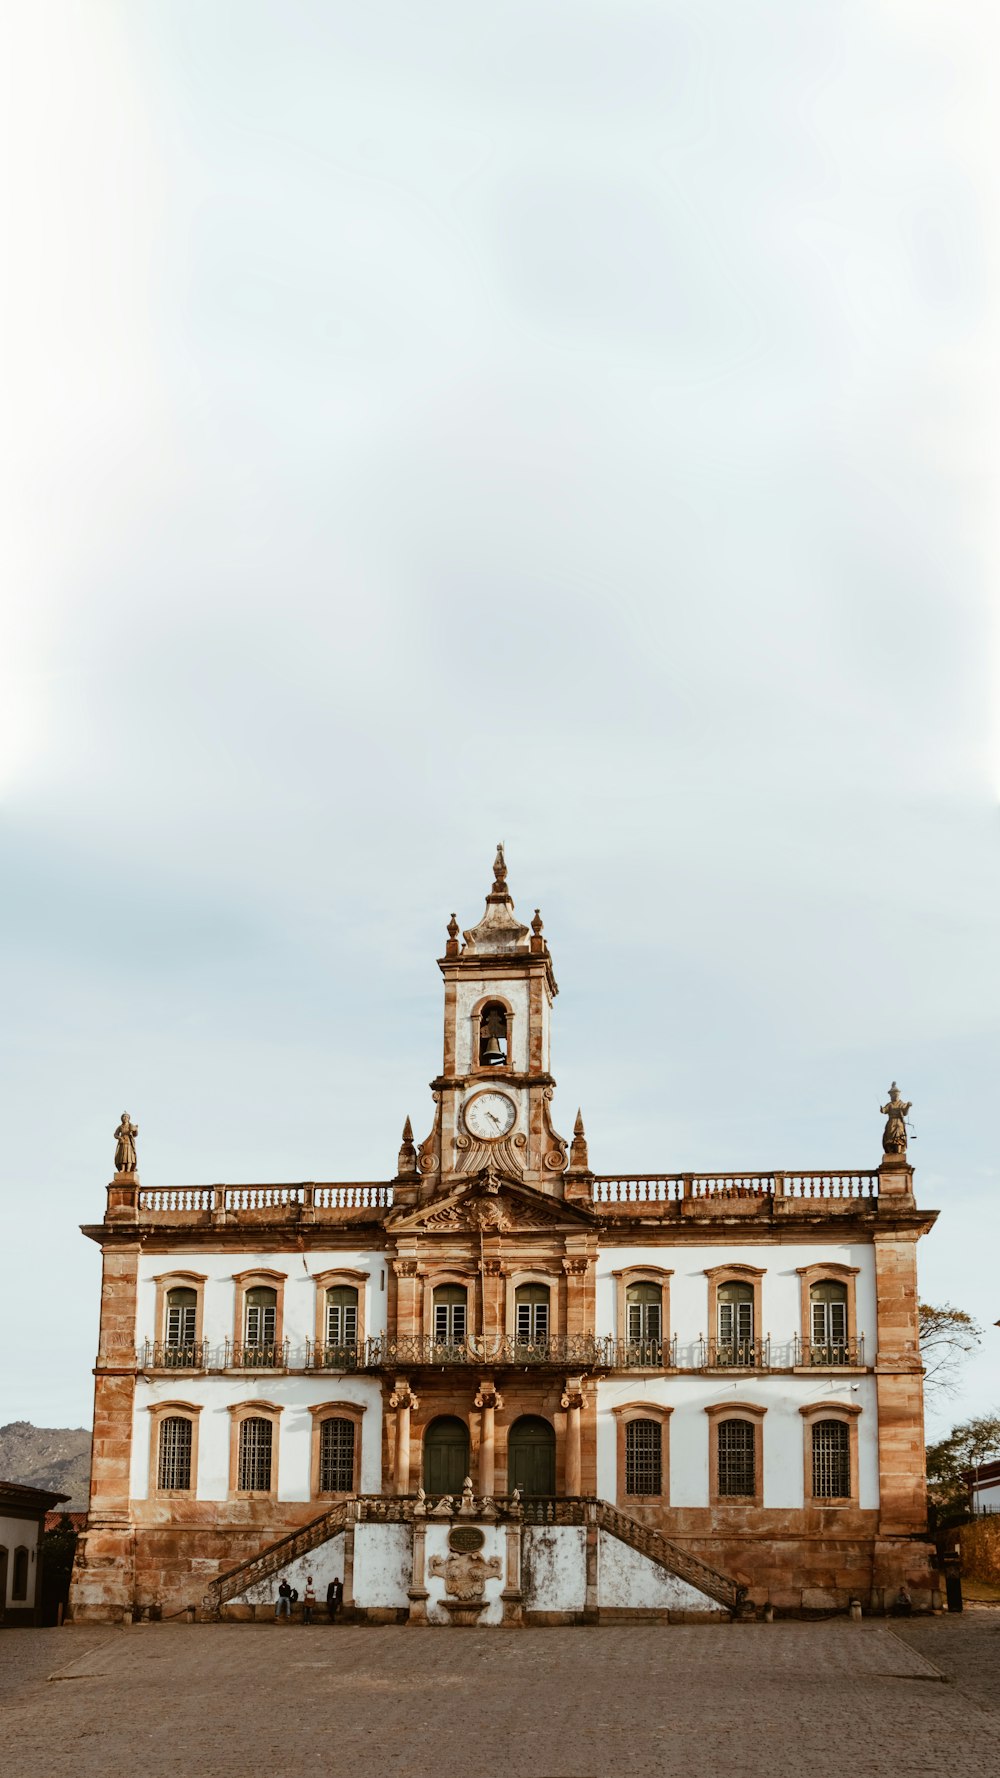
[792,1336,865,1367]
[224,1340,290,1370]
[305,1341,369,1371]
[363,1333,607,1369]
[701,1338,771,1370]
[140,1340,209,1370]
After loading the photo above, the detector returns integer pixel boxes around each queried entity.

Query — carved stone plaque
[449,1526,485,1553]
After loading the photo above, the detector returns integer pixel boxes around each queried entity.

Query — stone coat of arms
[428,1550,503,1601]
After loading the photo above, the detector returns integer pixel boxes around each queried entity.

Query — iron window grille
[157,1415,193,1491]
[238,1416,273,1492]
[319,1417,355,1493]
[812,1419,851,1498]
[625,1418,662,1496]
[717,1418,755,1498]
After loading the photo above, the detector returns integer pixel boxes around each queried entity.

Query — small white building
[0,1481,68,1626]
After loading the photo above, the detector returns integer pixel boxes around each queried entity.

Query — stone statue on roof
[114,1112,138,1174]
[880,1083,911,1157]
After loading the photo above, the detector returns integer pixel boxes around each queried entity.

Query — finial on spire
[398,1115,418,1177]
[530,907,545,954]
[568,1108,589,1173]
[491,842,508,895]
[445,911,460,958]
[447,913,459,940]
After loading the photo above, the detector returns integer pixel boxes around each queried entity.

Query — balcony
[133,1332,867,1376]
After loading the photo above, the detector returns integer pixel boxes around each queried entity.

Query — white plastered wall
[0,1514,39,1610]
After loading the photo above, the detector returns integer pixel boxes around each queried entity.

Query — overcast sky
[1,2,997,1436]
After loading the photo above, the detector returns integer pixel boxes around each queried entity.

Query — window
[515,1284,550,1347]
[12,1546,29,1601]
[164,1287,198,1366]
[325,1287,359,1363]
[812,1419,851,1499]
[238,1416,273,1492]
[625,1418,662,1496]
[717,1282,753,1354]
[244,1286,278,1364]
[157,1415,193,1490]
[319,1417,355,1493]
[433,1285,467,1349]
[717,1419,755,1498]
[478,1002,508,1067]
[626,1283,662,1363]
[810,1282,848,1363]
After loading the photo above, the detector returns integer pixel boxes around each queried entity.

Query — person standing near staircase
[302,1576,316,1624]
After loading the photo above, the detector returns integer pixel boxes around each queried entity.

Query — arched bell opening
[478,1002,509,1067]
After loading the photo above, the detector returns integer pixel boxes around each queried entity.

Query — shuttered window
[325,1287,359,1347]
[157,1415,193,1490]
[717,1283,753,1348]
[238,1416,273,1491]
[810,1283,848,1353]
[515,1285,550,1343]
[625,1418,662,1496]
[433,1286,467,1345]
[812,1419,851,1498]
[717,1419,755,1497]
[165,1288,197,1347]
[319,1417,355,1493]
[244,1288,277,1347]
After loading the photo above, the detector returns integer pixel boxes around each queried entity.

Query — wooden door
[423,1416,470,1494]
[507,1416,556,1496]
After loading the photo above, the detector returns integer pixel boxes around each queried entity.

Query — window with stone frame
[812,1419,851,1498]
[515,1283,550,1347]
[164,1287,198,1366]
[243,1286,278,1364]
[238,1415,273,1492]
[717,1282,754,1359]
[717,1417,755,1498]
[809,1281,849,1363]
[432,1284,467,1348]
[157,1415,194,1491]
[318,1416,355,1493]
[625,1418,663,1496]
[324,1286,359,1362]
[626,1282,662,1362]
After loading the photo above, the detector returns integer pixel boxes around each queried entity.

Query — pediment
[385,1172,594,1235]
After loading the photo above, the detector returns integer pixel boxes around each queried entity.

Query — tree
[926,1415,1000,1524]
[919,1302,982,1401]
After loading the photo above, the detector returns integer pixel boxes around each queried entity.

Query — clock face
[464,1090,517,1142]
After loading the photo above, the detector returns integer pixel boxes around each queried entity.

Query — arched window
[12,1546,29,1601]
[423,1416,470,1494]
[325,1286,359,1364]
[157,1415,193,1491]
[238,1416,273,1492]
[716,1282,754,1363]
[319,1417,355,1494]
[478,1002,508,1067]
[514,1284,550,1348]
[717,1418,755,1498]
[432,1285,467,1350]
[625,1418,662,1496]
[810,1281,849,1363]
[244,1286,278,1365]
[626,1282,662,1364]
[812,1419,851,1498]
[164,1287,198,1366]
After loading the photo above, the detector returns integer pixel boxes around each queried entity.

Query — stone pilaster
[70,1241,140,1622]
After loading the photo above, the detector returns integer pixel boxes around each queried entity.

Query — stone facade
[70,849,940,1622]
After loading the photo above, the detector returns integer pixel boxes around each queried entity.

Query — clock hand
[487,1111,500,1128]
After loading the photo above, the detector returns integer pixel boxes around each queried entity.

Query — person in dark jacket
[275,1579,292,1621]
[327,1576,344,1622]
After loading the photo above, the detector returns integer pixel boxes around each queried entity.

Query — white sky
[1,2,998,1436]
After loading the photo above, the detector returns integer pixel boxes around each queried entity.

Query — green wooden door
[423,1416,470,1494]
[507,1416,556,1496]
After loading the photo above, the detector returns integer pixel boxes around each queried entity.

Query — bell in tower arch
[479,1002,508,1067]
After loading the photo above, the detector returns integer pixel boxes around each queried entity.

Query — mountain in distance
[0,1421,91,1511]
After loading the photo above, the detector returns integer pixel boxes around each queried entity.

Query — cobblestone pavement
[2,1617,997,1778]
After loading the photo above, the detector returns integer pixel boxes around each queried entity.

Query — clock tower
[397,846,581,1203]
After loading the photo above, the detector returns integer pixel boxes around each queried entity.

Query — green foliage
[926,1415,1000,1526]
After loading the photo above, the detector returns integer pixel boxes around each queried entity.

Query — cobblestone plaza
[2,1617,998,1778]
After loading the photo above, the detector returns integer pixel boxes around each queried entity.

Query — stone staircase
[206,1495,745,1616]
